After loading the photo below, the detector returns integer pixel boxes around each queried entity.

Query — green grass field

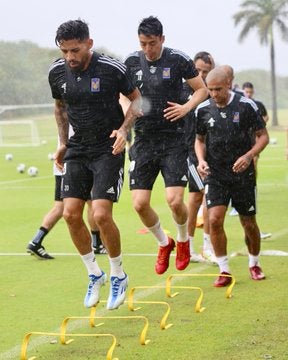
[0,114,287,360]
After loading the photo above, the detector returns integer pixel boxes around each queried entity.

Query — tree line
[0,40,287,113]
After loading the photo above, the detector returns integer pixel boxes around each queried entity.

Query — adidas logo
[248,205,255,211]
[181,175,188,181]
[106,187,115,194]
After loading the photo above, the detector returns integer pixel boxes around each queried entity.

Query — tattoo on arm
[55,99,69,145]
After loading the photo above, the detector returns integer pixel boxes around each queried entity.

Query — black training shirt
[195,92,266,179]
[48,52,135,149]
[125,47,198,134]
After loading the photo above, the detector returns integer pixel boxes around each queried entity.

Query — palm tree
[233,0,288,126]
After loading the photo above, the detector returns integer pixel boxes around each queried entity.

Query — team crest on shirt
[162,68,171,79]
[91,78,100,92]
[208,117,215,127]
[233,112,240,123]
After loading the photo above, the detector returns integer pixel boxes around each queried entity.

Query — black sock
[91,230,101,248]
[31,226,49,246]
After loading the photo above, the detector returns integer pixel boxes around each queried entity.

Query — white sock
[109,254,125,278]
[197,204,203,217]
[248,254,260,267]
[189,236,195,254]
[81,251,102,276]
[216,256,230,273]
[203,233,211,250]
[176,221,188,242]
[147,221,168,247]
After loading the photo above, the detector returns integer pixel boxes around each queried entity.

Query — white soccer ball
[17,163,26,173]
[5,153,13,161]
[27,166,38,177]
[269,138,277,145]
[48,153,55,160]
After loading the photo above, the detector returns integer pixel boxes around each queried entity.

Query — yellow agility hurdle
[20,331,118,360]
[166,273,236,299]
[128,285,205,317]
[127,297,173,330]
[60,315,150,345]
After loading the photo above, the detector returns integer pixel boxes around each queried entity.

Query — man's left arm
[232,128,269,173]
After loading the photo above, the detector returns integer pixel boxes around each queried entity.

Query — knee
[166,194,183,214]
[63,208,82,226]
[209,214,223,231]
[93,208,112,227]
[133,198,149,214]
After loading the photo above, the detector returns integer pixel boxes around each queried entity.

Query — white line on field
[0,175,52,185]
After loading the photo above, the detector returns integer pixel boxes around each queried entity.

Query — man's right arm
[54,99,69,171]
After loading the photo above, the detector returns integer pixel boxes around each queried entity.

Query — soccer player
[49,19,141,309]
[125,16,208,275]
[195,67,269,286]
[185,51,216,263]
[242,82,269,123]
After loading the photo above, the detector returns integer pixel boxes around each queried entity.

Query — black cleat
[26,242,54,260]
[93,244,108,255]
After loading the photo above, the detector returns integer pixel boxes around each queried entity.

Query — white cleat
[202,248,217,265]
[107,273,129,310]
[190,252,205,263]
[84,271,107,308]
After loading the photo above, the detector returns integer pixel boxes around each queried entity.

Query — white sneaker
[260,232,272,240]
[107,273,128,310]
[84,271,107,308]
[190,252,204,263]
[202,248,217,265]
[229,208,239,216]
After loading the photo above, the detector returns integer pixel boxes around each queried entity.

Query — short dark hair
[194,51,214,67]
[242,82,254,89]
[55,19,90,46]
[138,16,163,37]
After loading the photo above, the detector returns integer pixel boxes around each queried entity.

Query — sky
[0,0,287,76]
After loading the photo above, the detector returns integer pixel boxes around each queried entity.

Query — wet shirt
[195,92,266,181]
[253,99,268,118]
[48,52,135,151]
[124,47,198,135]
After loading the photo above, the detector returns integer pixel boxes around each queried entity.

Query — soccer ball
[48,153,55,160]
[27,166,38,177]
[5,153,13,161]
[17,163,26,173]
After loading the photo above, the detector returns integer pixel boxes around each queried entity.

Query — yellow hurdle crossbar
[20,331,118,360]
[60,315,150,345]
[127,298,173,330]
[166,273,236,299]
[128,285,205,316]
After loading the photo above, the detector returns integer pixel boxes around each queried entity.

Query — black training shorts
[204,174,257,216]
[129,134,188,190]
[61,152,125,202]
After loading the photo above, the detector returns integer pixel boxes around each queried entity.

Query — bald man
[194,68,269,286]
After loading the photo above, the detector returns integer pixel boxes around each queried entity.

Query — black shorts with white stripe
[187,157,204,193]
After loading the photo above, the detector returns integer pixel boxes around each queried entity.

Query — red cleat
[155,237,175,275]
[176,240,190,271]
[213,272,232,287]
[250,265,266,280]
